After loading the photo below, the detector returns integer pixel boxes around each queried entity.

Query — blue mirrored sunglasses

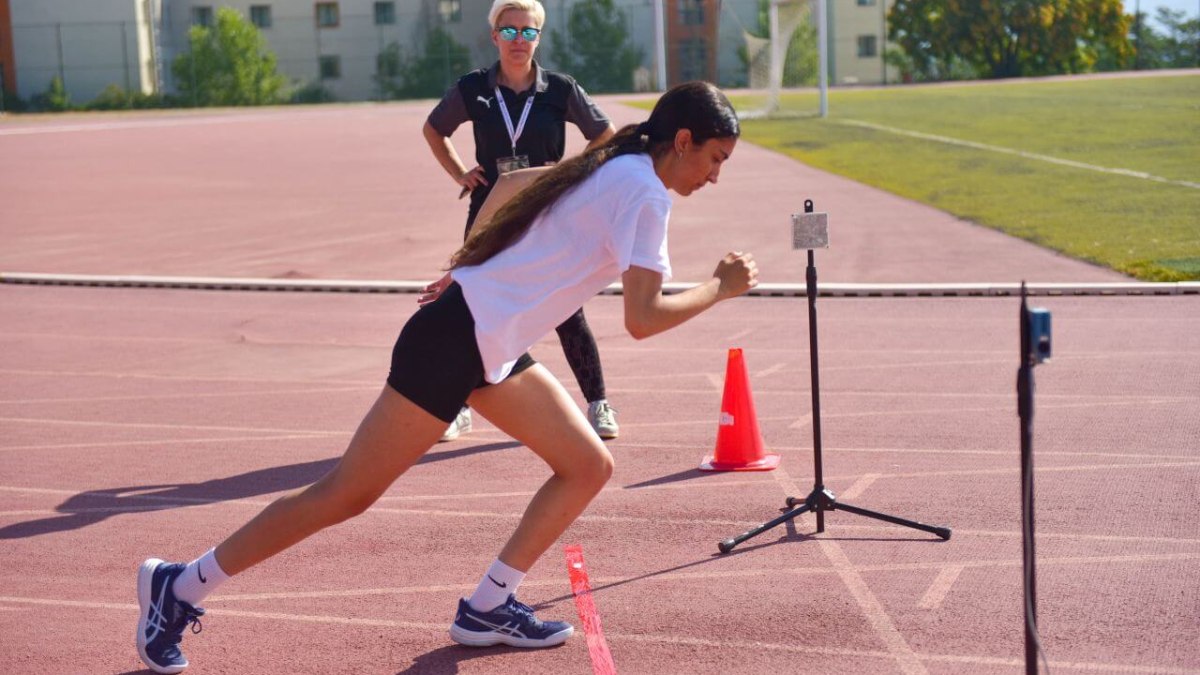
[497,26,541,42]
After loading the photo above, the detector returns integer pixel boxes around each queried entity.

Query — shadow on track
[397,642,570,675]
[0,441,520,540]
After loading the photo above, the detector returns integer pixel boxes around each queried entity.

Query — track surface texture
[1,99,1196,674]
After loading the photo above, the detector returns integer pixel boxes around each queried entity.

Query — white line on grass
[836,119,1200,190]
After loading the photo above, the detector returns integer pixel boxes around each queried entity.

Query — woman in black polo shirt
[423,0,619,443]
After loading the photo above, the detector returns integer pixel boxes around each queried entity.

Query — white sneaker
[440,408,473,442]
[587,400,618,440]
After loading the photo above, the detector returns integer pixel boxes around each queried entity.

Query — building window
[438,0,462,23]
[315,2,340,28]
[857,35,877,58]
[250,5,272,28]
[191,6,213,27]
[319,55,341,79]
[679,39,707,81]
[857,0,877,5]
[679,0,705,26]
[374,1,396,25]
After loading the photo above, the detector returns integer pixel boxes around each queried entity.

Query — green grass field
[635,74,1200,281]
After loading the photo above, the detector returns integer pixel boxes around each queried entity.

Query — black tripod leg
[719,503,813,553]
[834,501,951,540]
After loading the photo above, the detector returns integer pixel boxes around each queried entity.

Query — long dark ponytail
[450,81,740,269]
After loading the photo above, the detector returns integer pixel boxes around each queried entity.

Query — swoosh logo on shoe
[197,564,207,584]
[487,574,507,588]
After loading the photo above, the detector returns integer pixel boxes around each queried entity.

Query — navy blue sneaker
[136,558,205,674]
[449,595,574,648]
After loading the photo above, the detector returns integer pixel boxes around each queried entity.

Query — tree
[375,27,471,100]
[1143,8,1200,68]
[888,0,1133,80]
[171,7,287,107]
[549,0,643,93]
[31,75,71,112]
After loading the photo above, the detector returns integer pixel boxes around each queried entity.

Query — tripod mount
[718,200,951,553]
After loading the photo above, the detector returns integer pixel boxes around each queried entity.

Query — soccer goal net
[725,0,816,119]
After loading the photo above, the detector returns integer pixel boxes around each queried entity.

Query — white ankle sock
[172,548,230,606]
[467,558,525,612]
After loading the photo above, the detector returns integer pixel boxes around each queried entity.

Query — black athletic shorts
[386,281,536,423]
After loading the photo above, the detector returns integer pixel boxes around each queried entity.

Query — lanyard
[495,86,535,156]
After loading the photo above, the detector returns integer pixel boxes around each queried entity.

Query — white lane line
[0,506,170,517]
[0,433,333,454]
[788,412,812,429]
[6,424,1194,462]
[202,552,1200,602]
[0,108,357,137]
[0,385,372,405]
[625,440,1200,462]
[918,565,964,610]
[0,416,347,436]
[1,594,1190,672]
[725,328,755,342]
[836,119,1200,190]
[0,330,390,350]
[0,595,443,629]
[819,540,928,674]
[755,362,787,378]
[838,473,880,501]
[0,368,373,386]
[608,396,1189,428]
[771,466,928,675]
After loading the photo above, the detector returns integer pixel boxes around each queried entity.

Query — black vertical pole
[1019,284,1037,675]
[804,199,825,533]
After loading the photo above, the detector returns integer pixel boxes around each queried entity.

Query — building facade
[667,0,719,84]
[7,0,160,101]
[829,0,895,85]
[1,0,15,100]
[5,0,896,105]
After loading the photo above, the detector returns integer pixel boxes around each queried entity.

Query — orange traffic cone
[699,348,780,472]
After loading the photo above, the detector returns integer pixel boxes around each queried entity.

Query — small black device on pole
[718,200,951,554]
[1019,282,1051,674]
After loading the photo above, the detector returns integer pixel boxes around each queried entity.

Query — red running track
[1,102,1196,674]
[1,285,1197,674]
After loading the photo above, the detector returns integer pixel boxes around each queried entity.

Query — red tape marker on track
[565,544,617,675]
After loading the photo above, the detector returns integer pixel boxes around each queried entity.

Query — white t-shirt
[452,153,672,383]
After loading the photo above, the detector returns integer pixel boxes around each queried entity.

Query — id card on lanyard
[495,86,534,174]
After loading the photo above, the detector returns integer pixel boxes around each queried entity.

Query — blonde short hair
[488,0,546,29]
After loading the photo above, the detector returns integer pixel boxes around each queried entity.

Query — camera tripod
[718,201,951,553]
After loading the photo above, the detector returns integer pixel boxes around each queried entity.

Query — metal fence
[12,21,148,102]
